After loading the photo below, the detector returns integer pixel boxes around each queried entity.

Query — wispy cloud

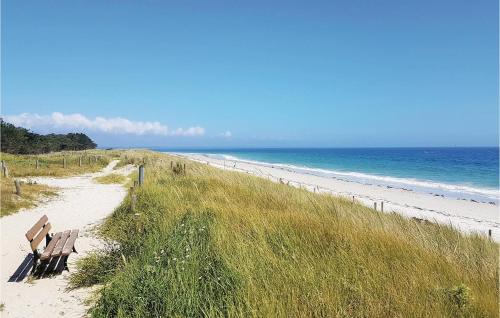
[221,131,232,138]
[171,126,205,137]
[3,112,205,137]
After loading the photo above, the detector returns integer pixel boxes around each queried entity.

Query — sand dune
[179,153,500,242]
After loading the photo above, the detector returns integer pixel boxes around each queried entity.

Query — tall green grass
[72,151,499,317]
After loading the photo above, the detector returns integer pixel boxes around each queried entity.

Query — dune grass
[0,150,119,217]
[0,150,115,178]
[72,151,498,317]
[0,178,57,217]
[94,173,128,185]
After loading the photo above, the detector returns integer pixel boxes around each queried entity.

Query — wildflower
[198,276,202,280]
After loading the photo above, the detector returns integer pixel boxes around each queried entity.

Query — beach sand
[0,160,134,318]
[179,153,500,242]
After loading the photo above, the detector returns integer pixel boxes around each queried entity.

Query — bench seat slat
[40,232,62,261]
[30,223,52,251]
[26,215,48,241]
[61,230,79,256]
[51,230,70,257]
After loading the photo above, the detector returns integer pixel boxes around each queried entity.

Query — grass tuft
[94,173,128,185]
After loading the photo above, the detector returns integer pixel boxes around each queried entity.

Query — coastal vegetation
[1,120,96,154]
[94,173,128,185]
[0,151,113,178]
[0,177,57,217]
[71,150,498,317]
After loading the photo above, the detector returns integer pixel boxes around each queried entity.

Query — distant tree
[0,119,97,154]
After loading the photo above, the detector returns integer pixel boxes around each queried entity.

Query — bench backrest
[25,215,51,251]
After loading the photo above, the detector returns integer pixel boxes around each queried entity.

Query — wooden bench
[25,215,79,272]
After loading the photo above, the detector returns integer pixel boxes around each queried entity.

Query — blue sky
[2,0,498,148]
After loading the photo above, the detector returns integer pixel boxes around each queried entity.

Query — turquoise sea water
[156,147,499,203]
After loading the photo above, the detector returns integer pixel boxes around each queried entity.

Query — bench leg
[45,233,52,246]
[63,256,69,271]
[31,252,39,273]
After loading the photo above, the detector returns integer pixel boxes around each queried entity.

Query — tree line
[1,119,97,154]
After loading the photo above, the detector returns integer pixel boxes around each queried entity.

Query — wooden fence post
[79,156,82,167]
[352,196,355,204]
[36,159,39,169]
[63,157,67,168]
[138,165,145,186]
[3,162,9,178]
[374,202,377,211]
[381,202,384,212]
[15,180,22,196]
[170,161,173,169]
[488,229,492,240]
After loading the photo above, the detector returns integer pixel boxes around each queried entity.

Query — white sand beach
[179,153,500,242]
[0,160,134,318]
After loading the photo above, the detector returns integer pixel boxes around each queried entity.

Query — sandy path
[179,153,500,242]
[0,160,134,318]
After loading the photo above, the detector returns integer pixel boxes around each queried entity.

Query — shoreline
[176,152,500,242]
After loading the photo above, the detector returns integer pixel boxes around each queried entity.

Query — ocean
[156,147,499,204]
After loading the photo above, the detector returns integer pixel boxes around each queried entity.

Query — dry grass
[0,150,116,178]
[94,173,128,185]
[69,150,498,317]
[1,178,57,217]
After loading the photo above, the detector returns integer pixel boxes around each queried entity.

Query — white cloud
[171,126,205,137]
[221,131,232,138]
[4,112,205,137]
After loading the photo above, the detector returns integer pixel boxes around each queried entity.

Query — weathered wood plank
[25,215,48,241]
[41,232,62,261]
[51,230,70,257]
[61,230,79,256]
[30,223,51,251]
